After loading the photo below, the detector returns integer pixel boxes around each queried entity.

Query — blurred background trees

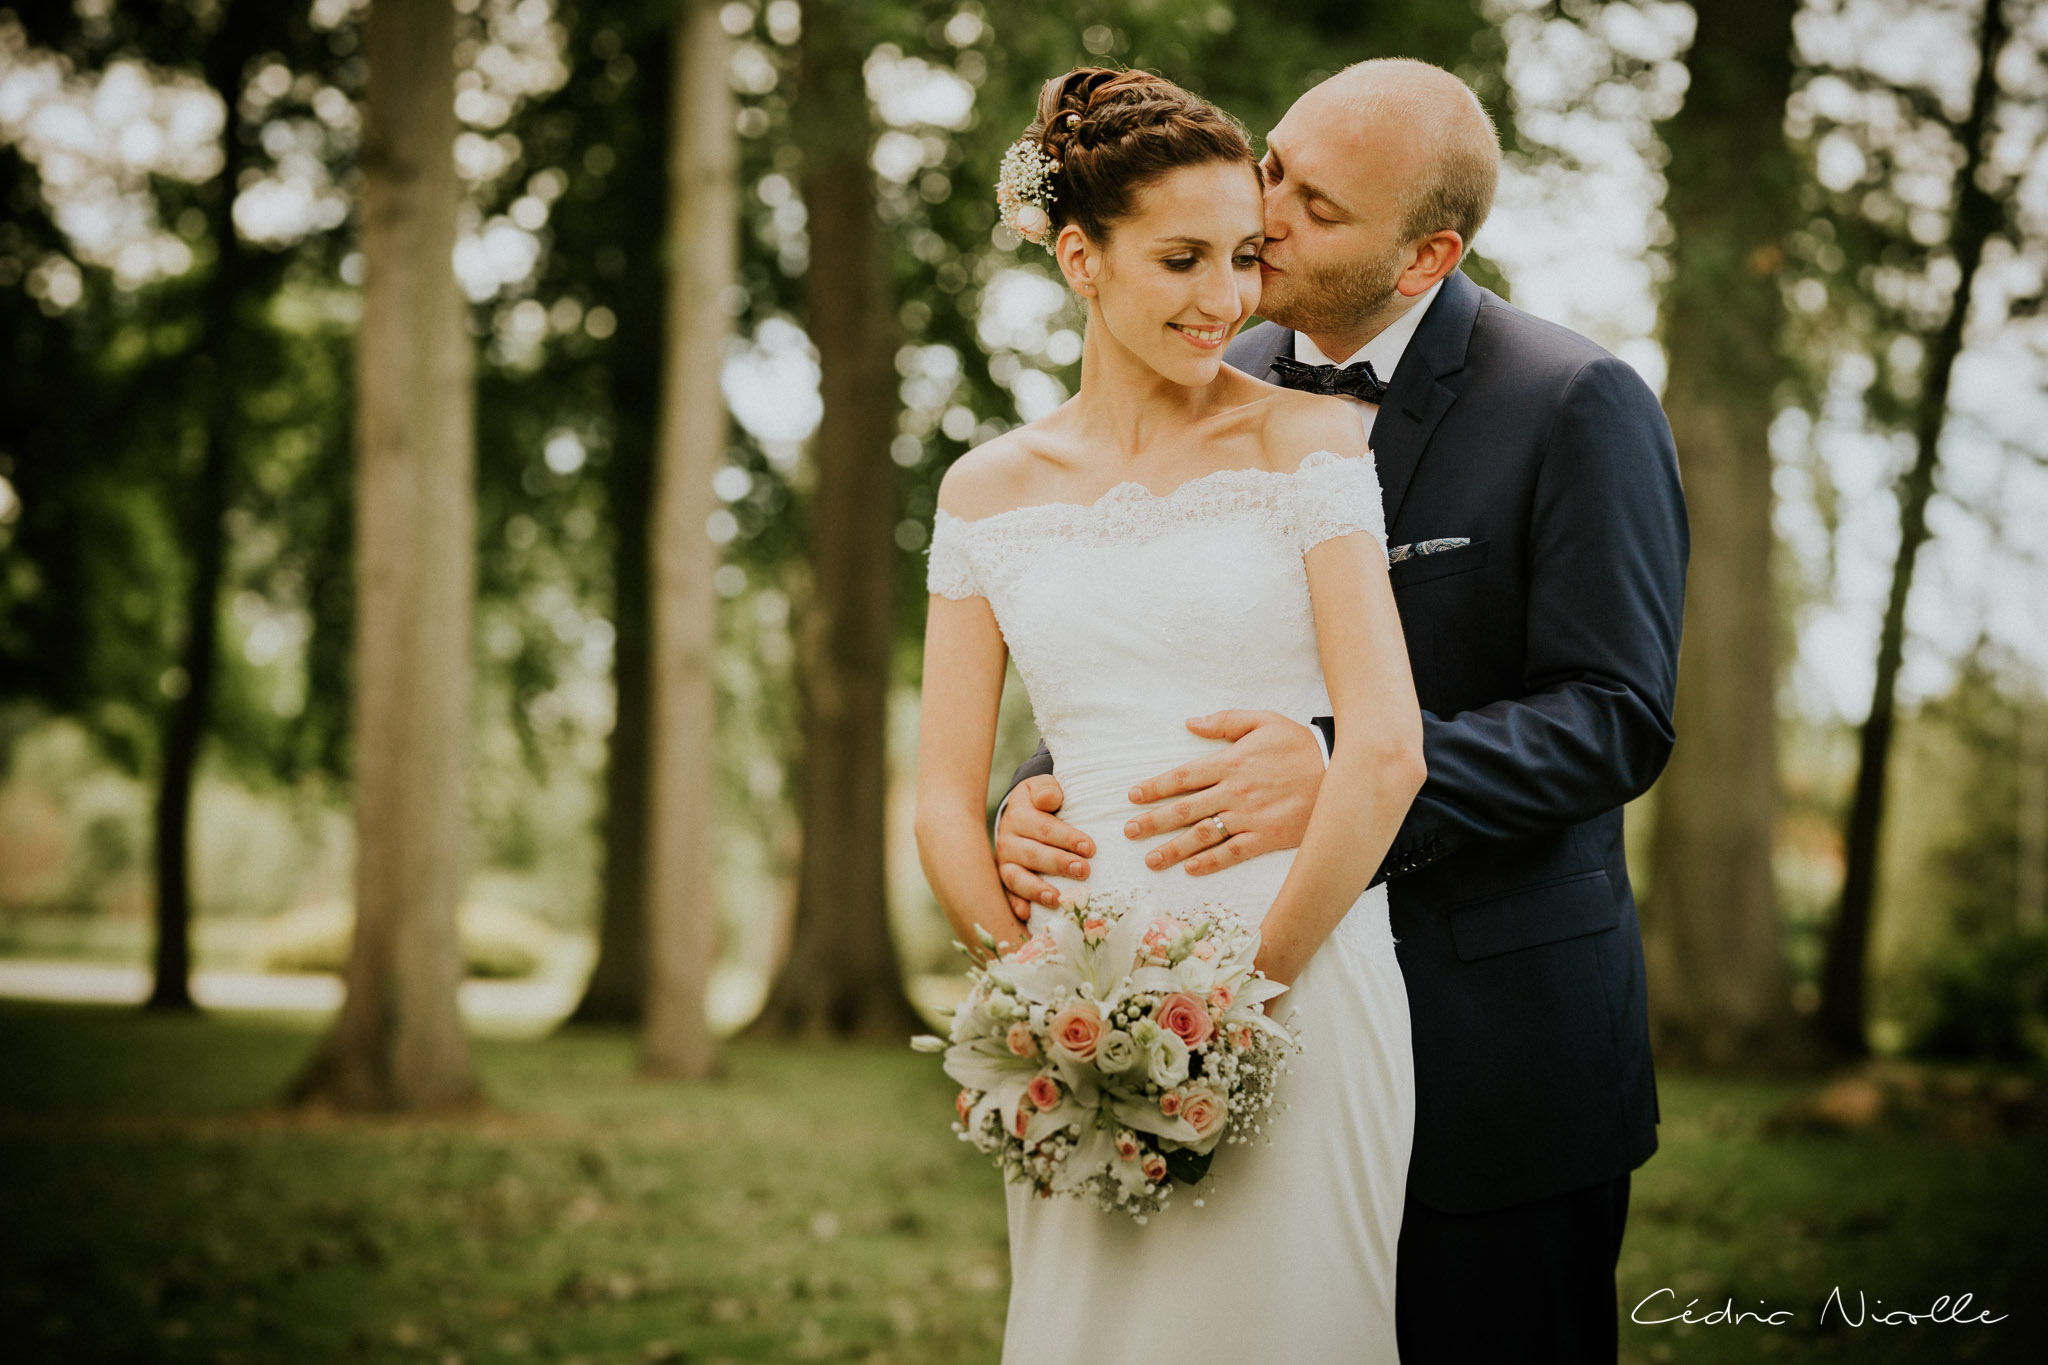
[1644,0,1808,1069]
[1,0,2045,1094]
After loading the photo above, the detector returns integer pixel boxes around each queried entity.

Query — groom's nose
[1261,186,1289,240]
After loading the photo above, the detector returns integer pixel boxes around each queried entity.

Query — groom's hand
[1125,711,1323,874]
[995,775,1093,922]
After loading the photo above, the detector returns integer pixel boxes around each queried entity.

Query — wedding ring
[1210,815,1228,839]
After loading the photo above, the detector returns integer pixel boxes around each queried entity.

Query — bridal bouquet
[912,888,1299,1220]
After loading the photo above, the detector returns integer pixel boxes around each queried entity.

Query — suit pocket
[1447,870,1618,962]
[1388,537,1489,589]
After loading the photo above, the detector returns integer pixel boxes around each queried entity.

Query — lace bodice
[928,449,1386,767]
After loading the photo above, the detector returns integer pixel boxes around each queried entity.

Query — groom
[993,59,1687,1361]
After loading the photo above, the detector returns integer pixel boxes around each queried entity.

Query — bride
[915,68,1424,1362]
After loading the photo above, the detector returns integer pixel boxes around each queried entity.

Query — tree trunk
[566,16,671,1030]
[291,0,479,1111]
[1643,0,1810,1069]
[146,368,228,1015]
[640,0,733,1079]
[746,0,920,1040]
[1817,0,2009,1056]
[2019,697,2047,931]
[146,1,274,1015]
[570,526,651,1024]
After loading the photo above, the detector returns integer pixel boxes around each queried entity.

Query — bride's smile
[1049,157,1266,393]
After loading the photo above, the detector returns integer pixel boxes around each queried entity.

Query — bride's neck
[1069,322,1226,460]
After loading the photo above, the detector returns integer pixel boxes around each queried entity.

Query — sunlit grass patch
[2,1001,2041,1364]
[0,1001,1008,1364]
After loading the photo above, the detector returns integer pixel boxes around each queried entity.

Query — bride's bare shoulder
[1253,385,1370,471]
[937,423,1073,521]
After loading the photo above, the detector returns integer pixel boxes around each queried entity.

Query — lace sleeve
[1294,450,1388,559]
[926,510,982,599]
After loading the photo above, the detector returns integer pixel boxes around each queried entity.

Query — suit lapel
[1371,270,1481,532]
[1224,320,1294,382]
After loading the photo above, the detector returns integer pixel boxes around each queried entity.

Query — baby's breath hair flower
[996,138,1060,250]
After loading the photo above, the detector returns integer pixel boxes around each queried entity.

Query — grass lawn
[1,998,2041,1364]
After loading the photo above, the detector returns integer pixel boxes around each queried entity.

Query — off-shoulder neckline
[933,448,1366,530]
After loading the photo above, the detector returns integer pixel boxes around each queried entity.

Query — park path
[0,958,577,1033]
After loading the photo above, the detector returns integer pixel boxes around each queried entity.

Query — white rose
[1096,1029,1139,1073]
[1013,204,1050,243]
[1173,956,1217,995]
[1147,1031,1190,1090]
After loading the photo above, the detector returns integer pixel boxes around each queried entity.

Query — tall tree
[1642,0,1809,1068]
[292,0,479,1110]
[1818,0,2015,1056]
[145,1,296,1013]
[746,0,921,1039]
[641,0,734,1078]
[551,4,675,1029]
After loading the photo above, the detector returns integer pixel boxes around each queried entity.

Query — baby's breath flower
[996,139,1060,251]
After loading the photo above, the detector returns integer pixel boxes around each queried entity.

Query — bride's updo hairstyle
[1016,68,1257,245]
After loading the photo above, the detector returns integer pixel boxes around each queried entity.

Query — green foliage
[1894,655,2048,1062]
[1907,923,2048,1063]
[1780,0,2044,425]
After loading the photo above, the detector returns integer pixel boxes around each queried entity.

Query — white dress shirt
[1291,278,1444,447]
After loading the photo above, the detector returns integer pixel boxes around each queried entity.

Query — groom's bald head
[1255,58,1499,356]
[1295,59,1501,249]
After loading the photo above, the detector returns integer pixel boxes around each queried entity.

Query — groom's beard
[1259,240,1406,347]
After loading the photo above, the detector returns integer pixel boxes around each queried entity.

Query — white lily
[942,1040,1039,1092]
[1023,1095,1086,1145]
[1052,1122,1118,1192]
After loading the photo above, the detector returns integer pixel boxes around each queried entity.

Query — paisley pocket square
[1387,537,1472,565]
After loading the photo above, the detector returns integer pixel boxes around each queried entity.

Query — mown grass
[1,998,2041,1364]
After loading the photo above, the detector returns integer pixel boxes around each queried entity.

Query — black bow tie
[1270,354,1390,404]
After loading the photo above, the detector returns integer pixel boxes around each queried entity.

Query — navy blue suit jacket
[1009,268,1686,1212]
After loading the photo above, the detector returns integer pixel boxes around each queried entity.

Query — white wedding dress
[927,449,1414,1364]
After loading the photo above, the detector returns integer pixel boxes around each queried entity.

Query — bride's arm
[915,590,1030,959]
[1254,529,1426,985]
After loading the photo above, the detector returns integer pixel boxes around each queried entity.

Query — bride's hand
[1123,711,1324,875]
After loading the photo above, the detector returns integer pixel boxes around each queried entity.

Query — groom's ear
[1399,229,1464,297]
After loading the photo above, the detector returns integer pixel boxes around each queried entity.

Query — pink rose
[1026,1074,1062,1111]
[1010,931,1055,963]
[1208,982,1235,1011]
[1193,938,1217,960]
[1156,992,1215,1048]
[955,1089,975,1124]
[1114,1131,1141,1161]
[1181,1087,1227,1140]
[1048,1000,1103,1062]
[1141,916,1186,950]
[1158,1088,1183,1117]
[1081,915,1109,943]
[1141,1153,1168,1182]
[1013,1107,1029,1137]
[1232,1025,1254,1050]
[1013,204,1050,242]
[1006,1022,1039,1058]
